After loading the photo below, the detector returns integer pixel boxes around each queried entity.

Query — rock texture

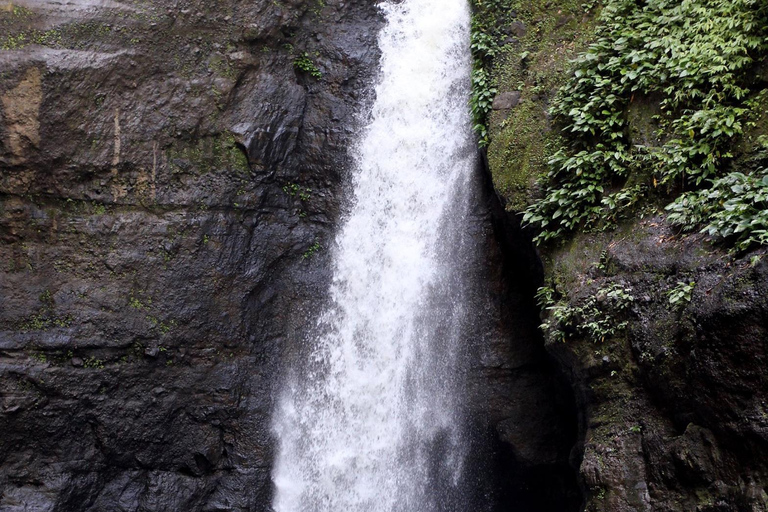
[543,223,768,512]
[465,172,581,512]
[0,0,384,509]
[484,1,768,511]
[1,1,583,511]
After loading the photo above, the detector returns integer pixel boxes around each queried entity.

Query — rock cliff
[480,0,768,511]
[0,1,580,511]
[0,0,384,509]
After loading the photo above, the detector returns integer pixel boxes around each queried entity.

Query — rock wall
[0,1,583,511]
[0,0,383,509]
[543,223,768,512]
[483,1,768,511]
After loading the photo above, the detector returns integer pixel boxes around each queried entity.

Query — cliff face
[11,0,764,510]
[482,1,768,511]
[0,1,582,511]
[0,0,384,509]
[543,223,768,512]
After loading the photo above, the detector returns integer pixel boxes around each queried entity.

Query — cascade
[271,0,479,510]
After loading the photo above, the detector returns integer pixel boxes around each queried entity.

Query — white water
[272,0,477,511]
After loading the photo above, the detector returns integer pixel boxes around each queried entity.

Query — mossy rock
[166,132,249,176]
[483,0,600,211]
[487,101,555,210]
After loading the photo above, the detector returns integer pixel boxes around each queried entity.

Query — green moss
[0,4,34,37]
[18,312,73,332]
[167,132,250,175]
[488,102,560,210]
[147,315,176,334]
[626,96,664,148]
[0,18,140,51]
[0,4,33,19]
[482,0,600,209]
[83,356,105,369]
[208,54,238,80]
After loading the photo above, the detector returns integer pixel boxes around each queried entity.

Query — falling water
[272,0,478,510]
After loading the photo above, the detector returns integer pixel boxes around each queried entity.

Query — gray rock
[0,0,385,509]
[492,91,522,110]
[0,2,583,512]
[509,21,528,38]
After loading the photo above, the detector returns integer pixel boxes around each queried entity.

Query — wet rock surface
[450,166,582,512]
[0,0,383,509]
[466,167,582,512]
[1,1,583,511]
[542,222,768,512]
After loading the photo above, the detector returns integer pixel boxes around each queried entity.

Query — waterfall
[271,0,478,510]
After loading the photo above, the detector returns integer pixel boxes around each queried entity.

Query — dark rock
[555,15,574,29]
[493,91,522,110]
[1,3,582,512]
[509,21,528,38]
[541,221,768,512]
[508,21,528,39]
[0,0,385,509]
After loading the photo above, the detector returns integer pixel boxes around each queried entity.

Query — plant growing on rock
[667,168,768,251]
[538,282,634,343]
[294,52,322,78]
[667,280,696,308]
[522,0,768,244]
[469,1,509,145]
[470,67,497,144]
[302,241,321,260]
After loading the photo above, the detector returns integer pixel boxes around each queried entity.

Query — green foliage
[1,4,34,20]
[1,32,27,50]
[667,168,768,251]
[129,293,151,310]
[539,282,634,343]
[535,285,556,309]
[667,280,696,308]
[39,289,53,305]
[470,67,497,145]
[470,0,511,145]
[294,52,322,78]
[129,297,145,309]
[148,316,176,334]
[283,183,312,201]
[167,132,249,175]
[17,289,72,331]
[302,241,321,260]
[523,0,768,243]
